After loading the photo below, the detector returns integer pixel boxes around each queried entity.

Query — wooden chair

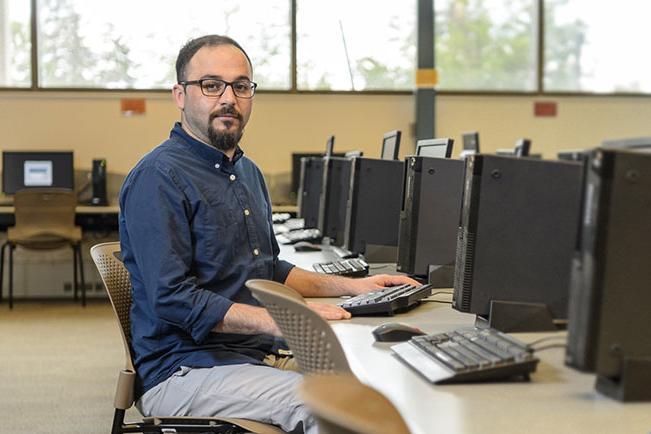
[90,242,284,434]
[0,188,85,309]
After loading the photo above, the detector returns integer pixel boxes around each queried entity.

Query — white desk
[325,301,651,434]
[280,243,651,434]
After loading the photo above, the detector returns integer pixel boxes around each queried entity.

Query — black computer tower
[566,150,651,402]
[317,157,353,245]
[297,157,324,229]
[453,155,583,332]
[397,156,465,277]
[343,158,404,260]
[91,158,108,205]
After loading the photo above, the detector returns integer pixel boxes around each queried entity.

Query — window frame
[1,0,650,97]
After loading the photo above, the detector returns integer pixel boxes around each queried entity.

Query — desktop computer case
[297,157,324,229]
[318,157,353,244]
[91,158,108,205]
[566,149,651,380]
[344,158,404,255]
[453,155,583,320]
[397,156,465,276]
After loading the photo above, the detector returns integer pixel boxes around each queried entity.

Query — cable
[533,343,567,352]
[369,264,391,270]
[528,335,568,347]
[430,290,453,297]
[422,299,452,304]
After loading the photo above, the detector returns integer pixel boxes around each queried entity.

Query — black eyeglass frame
[178,78,258,98]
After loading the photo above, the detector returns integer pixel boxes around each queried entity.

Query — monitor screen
[416,138,454,158]
[381,130,401,160]
[462,132,480,153]
[2,151,74,195]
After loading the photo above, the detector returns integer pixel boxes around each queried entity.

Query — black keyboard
[276,228,322,245]
[313,258,369,277]
[338,284,432,316]
[392,328,539,384]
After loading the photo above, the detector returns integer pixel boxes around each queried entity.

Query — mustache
[210,106,242,122]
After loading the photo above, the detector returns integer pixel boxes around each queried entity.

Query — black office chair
[0,188,85,309]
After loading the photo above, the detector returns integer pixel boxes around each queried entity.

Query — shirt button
[229,174,236,181]
[244,209,250,216]
[214,163,220,169]
[253,248,260,256]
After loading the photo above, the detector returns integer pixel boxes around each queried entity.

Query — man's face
[173,45,254,153]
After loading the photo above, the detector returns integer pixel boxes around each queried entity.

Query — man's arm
[284,266,422,297]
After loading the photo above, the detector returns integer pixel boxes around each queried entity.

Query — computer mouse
[293,241,322,252]
[372,322,426,342]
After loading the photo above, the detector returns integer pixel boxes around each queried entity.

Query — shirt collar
[170,122,244,169]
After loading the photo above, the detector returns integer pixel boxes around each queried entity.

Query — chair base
[0,241,86,309]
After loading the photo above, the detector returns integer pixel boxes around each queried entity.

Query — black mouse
[372,322,426,342]
[293,241,322,252]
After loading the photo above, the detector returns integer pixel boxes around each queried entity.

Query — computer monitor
[343,157,404,261]
[462,132,480,153]
[291,151,346,203]
[453,155,583,332]
[381,130,401,160]
[565,149,651,401]
[396,156,465,283]
[415,138,454,159]
[325,135,335,157]
[514,138,532,157]
[2,151,74,195]
[297,157,325,228]
[317,156,354,244]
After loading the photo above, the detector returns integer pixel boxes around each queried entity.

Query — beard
[207,106,244,152]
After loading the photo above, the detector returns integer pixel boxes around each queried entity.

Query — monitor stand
[596,357,651,402]
[475,300,559,333]
[363,244,397,263]
[427,264,455,288]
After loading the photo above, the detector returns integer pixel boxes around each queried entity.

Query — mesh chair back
[9,188,81,244]
[246,279,352,376]
[90,242,134,370]
[300,374,411,434]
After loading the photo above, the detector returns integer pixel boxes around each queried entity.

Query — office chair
[300,374,411,434]
[0,188,85,309]
[245,279,352,375]
[90,242,285,434]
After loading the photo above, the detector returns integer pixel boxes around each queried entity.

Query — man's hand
[346,274,422,296]
[307,301,352,320]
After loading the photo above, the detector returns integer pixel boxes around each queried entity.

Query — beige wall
[1,91,650,176]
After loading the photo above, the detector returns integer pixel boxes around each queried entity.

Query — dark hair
[175,35,253,83]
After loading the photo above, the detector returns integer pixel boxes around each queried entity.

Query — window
[0,0,31,87]
[435,0,537,91]
[545,0,651,93]
[35,0,291,89]
[296,0,416,91]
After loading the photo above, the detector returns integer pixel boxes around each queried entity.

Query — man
[119,34,419,434]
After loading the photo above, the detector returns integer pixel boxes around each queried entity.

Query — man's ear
[172,84,185,111]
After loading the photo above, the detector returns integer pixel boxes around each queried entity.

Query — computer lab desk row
[280,246,651,434]
[0,204,121,232]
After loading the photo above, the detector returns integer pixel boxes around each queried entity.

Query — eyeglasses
[179,78,257,99]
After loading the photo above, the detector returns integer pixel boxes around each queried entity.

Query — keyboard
[392,328,539,384]
[313,258,369,277]
[338,284,432,316]
[276,228,322,245]
[273,218,304,235]
[272,212,291,224]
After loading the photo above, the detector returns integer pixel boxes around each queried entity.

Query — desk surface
[0,204,120,214]
[279,247,651,434]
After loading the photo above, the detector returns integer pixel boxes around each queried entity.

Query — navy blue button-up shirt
[119,123,295,396]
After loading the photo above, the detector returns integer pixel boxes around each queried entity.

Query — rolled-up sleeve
[120,164,232,344]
